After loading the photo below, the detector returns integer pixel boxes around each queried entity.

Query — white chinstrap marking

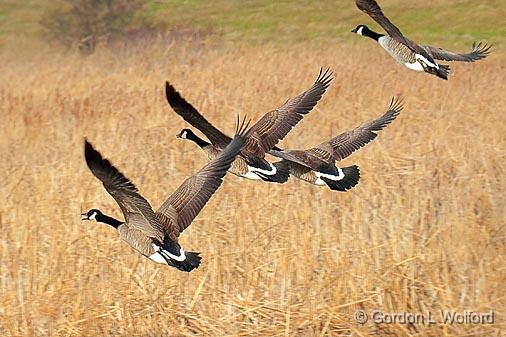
[180,130,188,138]
[415,53,438,68]
[89,212,97,221]
[356,26,364,35]
[315,168,344,181]
[248,163,277,176]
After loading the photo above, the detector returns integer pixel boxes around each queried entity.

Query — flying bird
[166,68,333,183]
[352,0,491,79]
[81,119,250,272]
[269,98,402,191]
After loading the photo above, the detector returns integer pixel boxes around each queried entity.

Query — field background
[0,1,505,336]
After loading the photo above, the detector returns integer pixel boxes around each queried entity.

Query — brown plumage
[421,42,491,62]
[378,36,418,64]
[354,0,430,58]
[270,98,403,191]
[176,128,288,182]
[352,0,491,79]
[81,118,250,272]
[166,67,333,183]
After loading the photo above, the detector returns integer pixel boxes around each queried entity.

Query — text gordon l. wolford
[371,310,494,325]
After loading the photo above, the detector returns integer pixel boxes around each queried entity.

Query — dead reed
[0,40,504,336]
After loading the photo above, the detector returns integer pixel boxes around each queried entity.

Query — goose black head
[81,209,103,221]
[176,129,194,139]
[351,24,369,35]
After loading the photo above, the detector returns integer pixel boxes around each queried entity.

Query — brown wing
[84,140,164,241]
[305,147,335,165]
[312,97,403,161]
[422,42,491,62]
[267,149,331,174]
[355,0,405,41]
[156,119,249,236]
[267,149,310,168]
[165,82,232,148]
[242,68,333,157]
[355,0,435,63]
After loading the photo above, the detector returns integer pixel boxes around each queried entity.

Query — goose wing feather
[242,68,333,158]
[156,120,249,236]
[165,82,232,148]
[422,42,491,62]
[312,97,403,161]
[84,140,164,241]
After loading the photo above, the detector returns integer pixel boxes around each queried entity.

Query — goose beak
[81,212,89,221]
[176,133,181,138]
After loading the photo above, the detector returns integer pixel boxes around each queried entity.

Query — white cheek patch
[89,212,97,221]
[181,131,187,138]
[356,26,364,35]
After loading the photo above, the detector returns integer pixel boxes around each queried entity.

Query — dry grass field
[0,21,505,337]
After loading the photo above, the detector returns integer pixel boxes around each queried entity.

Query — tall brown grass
[0,40,504,336]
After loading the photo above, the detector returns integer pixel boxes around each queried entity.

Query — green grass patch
[0,0,504,50]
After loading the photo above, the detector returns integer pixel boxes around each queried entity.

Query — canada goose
[166,68,333,183]
[269,98,402,191]
[81,119,250,272]
[352,0,491,80]
[175,128,290,183]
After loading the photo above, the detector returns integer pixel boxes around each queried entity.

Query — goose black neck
[187,132,211,148]
[364,29,384,41]
[97,213,123,229]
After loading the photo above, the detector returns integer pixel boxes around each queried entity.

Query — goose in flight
[81,119,250,272]
[270,98,402,191]
[165,68,333,183]
[352,0,491,80]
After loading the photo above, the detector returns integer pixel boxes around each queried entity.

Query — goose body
[270,98,403,191]
[166,68,333,183]
[81,119,249,272]
[284,159,353,187]
[377,35,426,71]
[352,0,491,79]
[176,128,287,182]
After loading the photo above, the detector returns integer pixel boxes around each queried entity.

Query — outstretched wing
[267,149,313,168]
[156,119,249,236]
[84,140,164,241]
[355,0,435,63]
[422,42,491,62]
[165,82,232,148]
[311,97,403,161]
[242,68,333,157]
